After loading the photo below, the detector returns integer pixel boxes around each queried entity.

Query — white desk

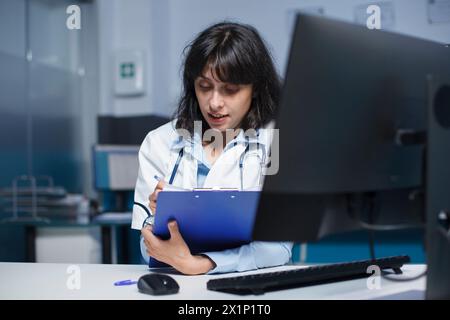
[0,262,426,300]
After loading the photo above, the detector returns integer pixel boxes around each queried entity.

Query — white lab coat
[132,119,292,273]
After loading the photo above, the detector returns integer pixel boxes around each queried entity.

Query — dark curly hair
[174,21,281,135]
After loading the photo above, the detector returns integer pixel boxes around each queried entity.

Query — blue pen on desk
[114,279,138,286]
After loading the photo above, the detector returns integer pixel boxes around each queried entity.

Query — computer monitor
[251,14,450,298]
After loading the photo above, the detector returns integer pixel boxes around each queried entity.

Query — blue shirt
[196,161,210,188]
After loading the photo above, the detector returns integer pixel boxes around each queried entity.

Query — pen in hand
[150,175,166,214]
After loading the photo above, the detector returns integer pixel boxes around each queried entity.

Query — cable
[356,147,429,282]
[347,192,425,231]
[380,268,427,282]
[368,229,376,261]
[363,193,427,282]
[366,193,377,261]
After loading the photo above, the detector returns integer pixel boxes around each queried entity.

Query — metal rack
[0,175,66,223]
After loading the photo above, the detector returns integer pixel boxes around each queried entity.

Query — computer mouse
[137,273,180,295]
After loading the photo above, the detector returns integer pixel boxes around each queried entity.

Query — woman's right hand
[148,180,165,214]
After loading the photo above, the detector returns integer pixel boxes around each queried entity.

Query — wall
[97,0,154,116]
[97,0,450,117]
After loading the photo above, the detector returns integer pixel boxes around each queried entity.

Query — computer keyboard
[207,255,410,295]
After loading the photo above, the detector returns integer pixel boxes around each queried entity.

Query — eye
[198,83,212,92]
[224,85,240,95]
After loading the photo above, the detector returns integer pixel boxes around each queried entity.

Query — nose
[209,90,224,111]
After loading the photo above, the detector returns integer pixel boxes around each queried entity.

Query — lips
[208,113,228,119]
[207,112,229,124]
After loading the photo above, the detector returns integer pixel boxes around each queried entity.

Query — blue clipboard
[149,190,261,268]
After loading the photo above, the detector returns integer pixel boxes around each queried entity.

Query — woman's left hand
[141,221,215,275]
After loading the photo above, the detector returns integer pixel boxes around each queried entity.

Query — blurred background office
[0,0,449,264]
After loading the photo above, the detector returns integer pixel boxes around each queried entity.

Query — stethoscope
[169,136,266,190]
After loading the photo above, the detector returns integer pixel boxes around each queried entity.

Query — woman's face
[194,67,253,132]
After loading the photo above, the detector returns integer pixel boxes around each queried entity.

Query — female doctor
[132,22,293,275]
